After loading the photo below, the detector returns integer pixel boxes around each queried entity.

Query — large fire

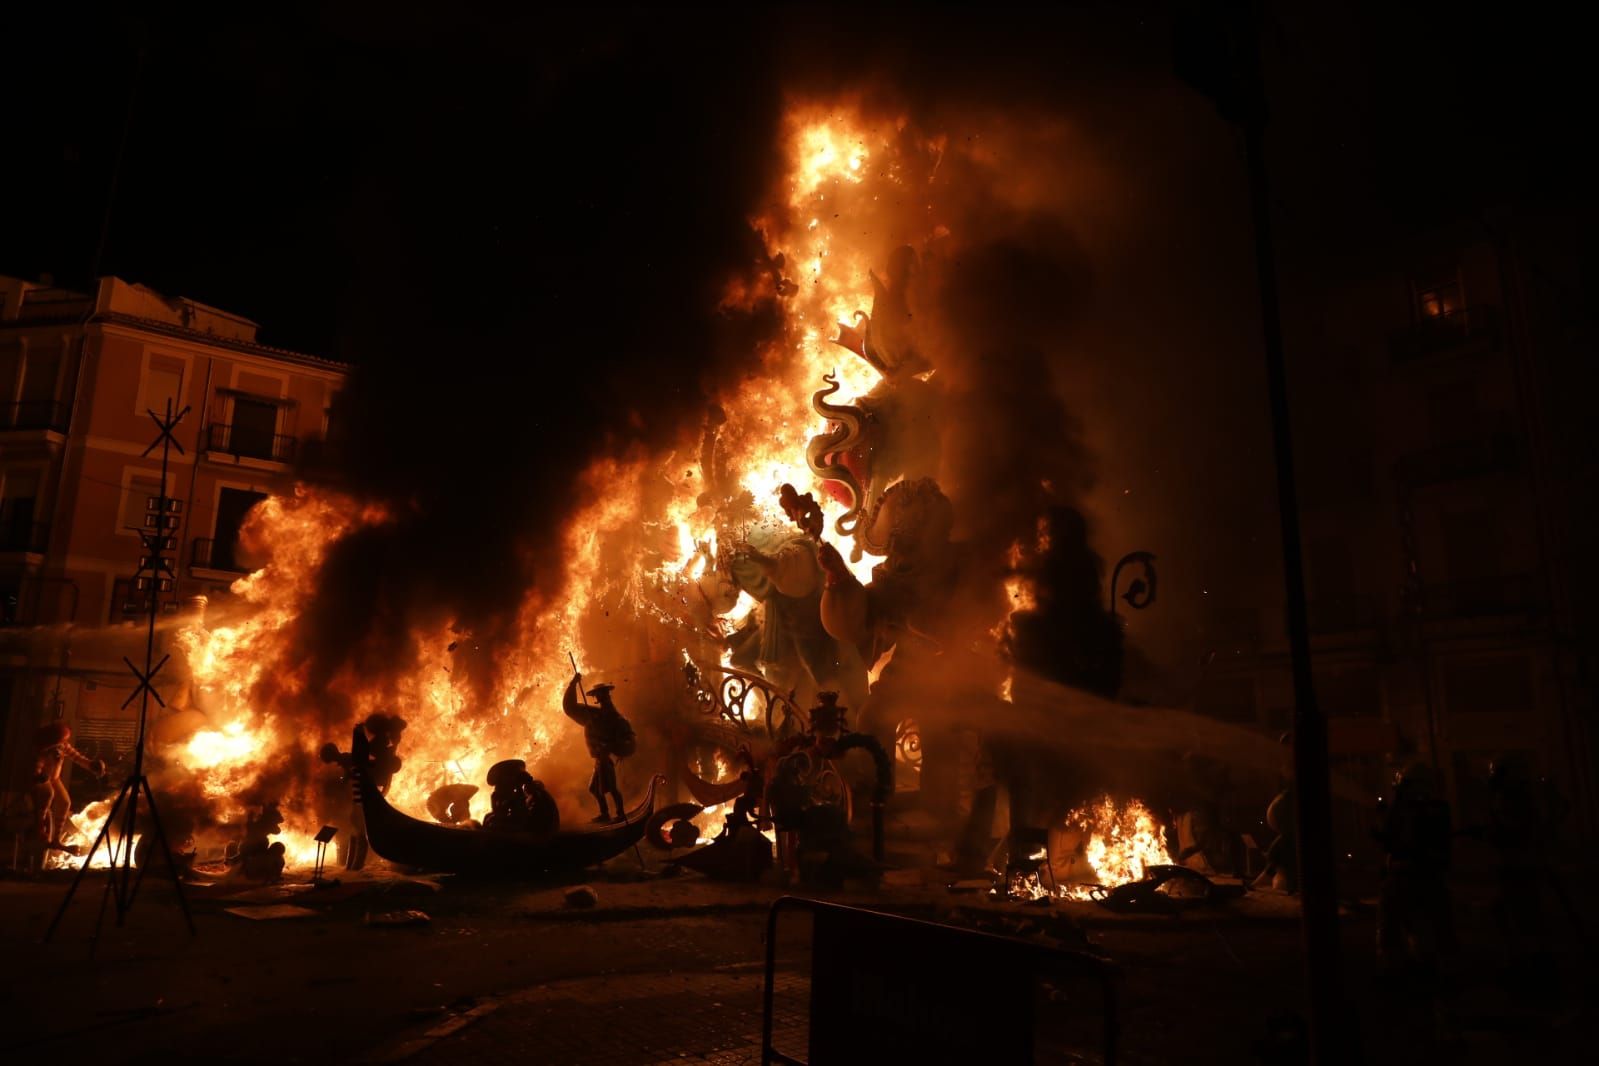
[52,102,1157,894]
[50,101,942,872]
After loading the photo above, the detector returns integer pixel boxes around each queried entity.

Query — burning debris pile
[45,98,1180,902]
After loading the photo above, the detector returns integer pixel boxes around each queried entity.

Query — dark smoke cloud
[287,13,792,702]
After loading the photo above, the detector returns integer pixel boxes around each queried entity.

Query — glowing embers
[992,825,1056,902]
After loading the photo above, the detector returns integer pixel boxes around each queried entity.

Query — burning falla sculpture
[815,477,958,666]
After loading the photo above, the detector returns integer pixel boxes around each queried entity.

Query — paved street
[2,861,1590,1064]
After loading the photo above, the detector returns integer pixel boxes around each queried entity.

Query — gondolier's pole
[569,652,587,706]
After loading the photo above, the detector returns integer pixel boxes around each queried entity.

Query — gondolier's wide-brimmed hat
[586,682,616,697]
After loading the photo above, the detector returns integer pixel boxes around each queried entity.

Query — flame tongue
[1059,795,1173,900]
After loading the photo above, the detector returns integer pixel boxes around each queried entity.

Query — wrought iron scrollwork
[894,718,922,771]
[682,658,805,739]
[1110,551,1158,614]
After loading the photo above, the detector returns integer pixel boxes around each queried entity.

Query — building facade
[1194,217,1596,860]
[0,275,344,819]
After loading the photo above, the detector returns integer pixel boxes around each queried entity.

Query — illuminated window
[1414,274,1463,320]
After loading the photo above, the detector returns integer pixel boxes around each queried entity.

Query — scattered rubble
[366,909,432,927]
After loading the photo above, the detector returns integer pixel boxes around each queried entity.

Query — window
[140,355,185,418]
[213,487,267,571]
[1,468,41,551]
[0,344,19,397]
[120,474,165,533]
[19,344,60,407]
[229,396,279,459]
[1414,273,1463,321]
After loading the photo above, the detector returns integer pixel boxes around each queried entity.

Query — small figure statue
[361,712,408,793]
[1373,761,1455,981]
[563,673,637,823]
[1483,753,1581,942]
[727,745,766,836]
[31,721,106,853]
[484,759,559,840]
[426,783,480,825]
[777,483,824,541]
[768,691,891,882]
[236,801,288,882]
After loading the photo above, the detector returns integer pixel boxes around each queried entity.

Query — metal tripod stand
[44,400,196,946]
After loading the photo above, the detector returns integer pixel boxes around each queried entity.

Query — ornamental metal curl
[895,718,923,770]
[1110,551,1158,615]
[681,658,804,740]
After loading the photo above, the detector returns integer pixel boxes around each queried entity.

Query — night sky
[4,4,1594,685]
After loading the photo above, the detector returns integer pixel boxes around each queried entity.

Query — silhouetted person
[31,722,105,854]
[1374,762,1455,979]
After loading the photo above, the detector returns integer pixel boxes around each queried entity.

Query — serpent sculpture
[806,371,869,540]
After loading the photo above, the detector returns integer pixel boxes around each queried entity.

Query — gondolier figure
[563,673,636,823]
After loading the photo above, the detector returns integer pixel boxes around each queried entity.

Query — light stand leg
[42,773,132,943]
[137,774,196,934]
[112,771,142,924]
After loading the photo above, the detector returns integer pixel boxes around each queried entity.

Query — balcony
[190,537,252,575]
[1388,306,1500,365]
[1,400,70,433]
[0,519,49,555]
[205,422,296,464]
[1394,430,1520,487]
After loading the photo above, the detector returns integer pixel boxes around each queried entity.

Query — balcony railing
[1,400,70,433]
[191,536,251,574]
[1388,306,1500,365]
[0,519,50,554]
[205,422,296,463]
